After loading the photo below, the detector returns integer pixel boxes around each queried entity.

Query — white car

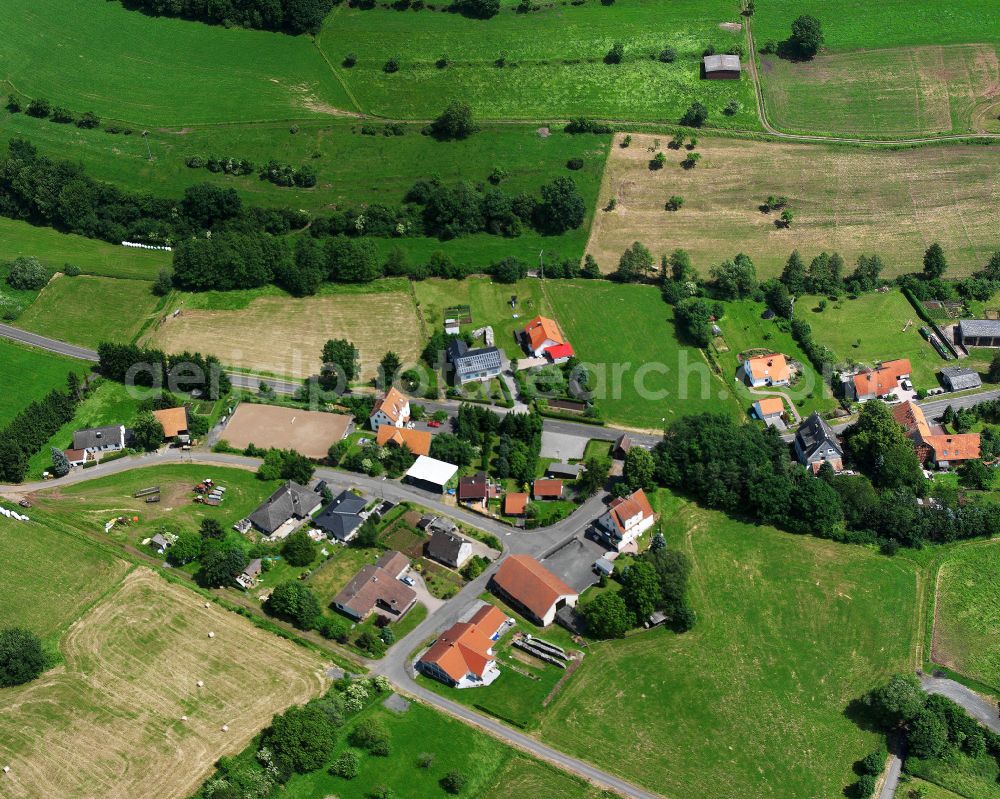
[400,575,416,587]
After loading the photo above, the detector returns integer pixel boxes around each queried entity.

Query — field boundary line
[310,16,364,115]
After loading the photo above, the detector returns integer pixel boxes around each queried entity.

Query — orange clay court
[221,403,351,459]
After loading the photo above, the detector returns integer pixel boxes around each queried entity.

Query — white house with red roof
[417,604,513,688]
[369,387,410,430]
[593,488,658,552]
[490,555,578,627]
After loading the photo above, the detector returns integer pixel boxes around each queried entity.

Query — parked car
[427,420,442,428]
[400,575,416,586]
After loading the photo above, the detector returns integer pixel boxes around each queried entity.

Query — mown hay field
[537,501,918,799]
[149,284,423,381]
[0,339,85,428]
[933,541,1000,691]
[586,133,1000,279]
[0,568,326,799]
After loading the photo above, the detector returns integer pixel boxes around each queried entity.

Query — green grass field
[0,338,86,427]
[318,0,759,124]
[799,291,948,390]
[907,751,1000,799]
[716,299,838,418]
[933,541,1000,691]
[0,217,170,280]
[2,0,353,125]
[15,274,164,347]
[0,514,130,646]
[544,280,742,429]
[536,501,919,799]
[753,0,1000,137]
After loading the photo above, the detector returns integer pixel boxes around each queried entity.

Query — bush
[605,42,625,64]
[665,195,684,211]
[564,117,613,134]
[6,256,49,290]
[659,45,677,63]
[329,750,360,779]
[441,771,468,794]
[680,102,708,127]
[430,100,477,140]
[855,774,877,798]
[348,718,390,754]
[6,93,21,113]
[343,53,358,67]
[0,627,46,687]
[383,57,401,73]
[281,530,317,567]
[76,111,100,129]
[51,106,75,123]
[62,263,81,276]
[566,157,584,170]
[26,98,51,118]
[723,99,740,116]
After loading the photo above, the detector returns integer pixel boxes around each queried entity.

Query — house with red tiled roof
[153,407,189,442]
[892,401,980,468]
[753,396,785,424]
[503,492,529,517]
[524,316,567,357]
[593,488,658,552]
[417,604,513,688]
[742,353,790,388]
[369,388,410,430]
[532,478,563,500]
[376,425,432,456]
[490,555,578,627]
[847,359,911,402]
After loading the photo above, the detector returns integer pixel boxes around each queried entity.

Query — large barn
[703,54,741,79]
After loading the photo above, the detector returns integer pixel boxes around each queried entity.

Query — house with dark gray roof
[426,529,473,569]
[247,481,321,537]
[939,366,982,392]
[793,412,844,472]
[72,425,130,453]
[313,490,368,542]
[447,338,503,385]
[546,462,583,479]
[957,319,1000,348]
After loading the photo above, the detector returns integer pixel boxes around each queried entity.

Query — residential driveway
[540,430,589,460]
[921,675,1000,732]
[407,570,445,614]
[540,532,607,594]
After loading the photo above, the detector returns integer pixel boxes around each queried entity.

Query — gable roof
[458,472,489,501]
[376,425,432,456]
[447,338,503,379]
[924,434,981,462]
[795,412,843,460]
[545,343,575,360]
[153,407,189,438]
[427,529,469,563]
[704,54,740,72]
[606,488,655,533]
[525,315,566,352]
[939,366,982,391]
[333,549,415,617]
[754,397,785,417]
[72,425,125,450]
[419,605,510,683]
[492,555,576,620]
[852,359,911,398]
[248,481,318,534]
[959,319,1000,338]
[745,353,790,384]
[504,492,529,515]
[371,388,409,424]
[892,401,932,439]
[546,462,582,478]
[532,478,563,498]
[314,490,368,541]
[613,434,632,455]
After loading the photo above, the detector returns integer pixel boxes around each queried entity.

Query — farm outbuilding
[939,366,982,392]
[957,319,1000,348]
[703,54,741,79]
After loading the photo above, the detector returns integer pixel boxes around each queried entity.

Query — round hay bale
[180,715,188,721]
[197,680,204,688]
[204,602,210,608]
[221,724,229,732]
[208,631,215,638]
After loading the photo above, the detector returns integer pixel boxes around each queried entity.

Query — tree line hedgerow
[185,155,318,188]
[0,375,80,483]
[115,0,337,34]
[96,343,232,399]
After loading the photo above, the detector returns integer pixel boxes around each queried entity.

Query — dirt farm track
[220,402,353,458]
[0,569,327,799]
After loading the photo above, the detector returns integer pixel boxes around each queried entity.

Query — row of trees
[185,155,318,188]
[7,94,100,129]
[0,376,80,482]
[116,0,336,34]
[97,342,231,399]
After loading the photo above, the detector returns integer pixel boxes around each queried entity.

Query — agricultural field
[481,755,611,799]
[0,218,170,280]
[544,280,742,429]
[0,339,85,428]
[15,274,164,348]
[799,291,948,390]
[586,133,1000,279]
[0,568,327,799]
[932,541,1000,691]
[149,281,422,381]
[753,0,1000,137]
[318,0,759,124]
[536,503,919,799]
[414,277,552,359]
[1,0,353,126]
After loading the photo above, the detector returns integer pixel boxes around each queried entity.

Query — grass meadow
[0,338,86,427]
[798,292,947,390]
[907,751,1000,799]
[933,541,1000,692]
[587,133,1000,279]
[753,0,1000,137]
[16,274,164,348]
[544,280,742,429]
[2,0,353,125]
[319,0,759,124]
[537,501,919,799]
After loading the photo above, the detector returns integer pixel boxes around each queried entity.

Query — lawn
[0,568,326,799]
[414,276,554,360]
[536,504,919,799]
[586,133,1000,279]
[0,217,170,280]
[1,0,353,126]
[306,544,387,608]
[0,338,87,427]
[150,281,423,381]
[481,754,610,799]
[752,0,1000,137]
[16,273,164,348]
[906,750,1000,799]
[715,298,838,418]
[544,279,742,429]
[0,514,130,646]
[799,291,948,390]
[932,540,1000,692]
[318,0,759,125]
